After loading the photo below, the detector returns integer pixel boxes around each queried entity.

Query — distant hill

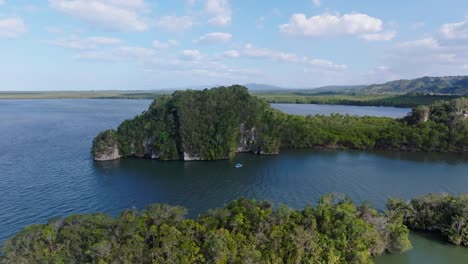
[303,85,366,94]
[246,76,468,95]
[357,76,468,95]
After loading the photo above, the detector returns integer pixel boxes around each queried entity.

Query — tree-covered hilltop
[1,195,411,264]
[387,194,468,247]
[93,86,280,161]
[92,86,468,161]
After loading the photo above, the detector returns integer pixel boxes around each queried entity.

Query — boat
[235,163,243,168]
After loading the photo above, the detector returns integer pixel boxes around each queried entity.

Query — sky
[0,0,468,91]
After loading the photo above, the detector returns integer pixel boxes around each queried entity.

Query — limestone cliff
[92,86,280,161]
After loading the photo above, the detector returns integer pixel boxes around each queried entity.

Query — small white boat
[235,163,243,168]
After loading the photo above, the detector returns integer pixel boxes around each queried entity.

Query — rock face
[92,130,123,161]
[94,144,122,161]
[237,124,256,152]
[183,152,201,161]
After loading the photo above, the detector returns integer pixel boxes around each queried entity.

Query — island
[93,85,468,161]
[2,193,466,263]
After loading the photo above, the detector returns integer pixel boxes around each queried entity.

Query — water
[0,100,466,263]
[271,103,411,118]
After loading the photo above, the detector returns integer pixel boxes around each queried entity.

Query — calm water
[271,103,411,118]
[0,100,467,263]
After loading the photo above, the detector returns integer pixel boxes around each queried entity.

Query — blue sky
[0,0,467,90]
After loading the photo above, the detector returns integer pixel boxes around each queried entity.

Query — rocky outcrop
[183,152,201,161]
[237,124,257,152]
[94,144,122,161]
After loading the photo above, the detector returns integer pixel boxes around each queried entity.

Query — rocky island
[93,86,468,161]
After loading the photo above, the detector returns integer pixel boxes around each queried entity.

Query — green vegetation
[359,76,468,95]
[256,93,459,108]
[291,76,468,95]
[276,96,468,152]
[94,86,281,160]
[1,195,412,264]
[92,86,468,161]
[387,194,468,246]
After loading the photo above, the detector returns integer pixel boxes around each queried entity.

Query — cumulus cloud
[48,0,148,32]
[312,0,321,7]
[0,17,26,38]
[48,35,121,50]
[195,32,232,44]
[179,49,202,60]
[279,12,394,41]
[155,15,193,32]
[152,39,178,49]
[206,0,231,25]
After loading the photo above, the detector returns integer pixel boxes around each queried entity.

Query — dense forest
[1,195,412,264]
[387,194,468,246]
[93,86,468,161]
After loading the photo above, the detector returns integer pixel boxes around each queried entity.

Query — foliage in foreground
[387,194,468,246]
[1,195,411,264]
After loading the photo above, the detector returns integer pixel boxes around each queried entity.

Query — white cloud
[0,17,26,38]
[280,13,388,39]
[397,38,439,49]
[308,58,347,70]
[243,43,300,63]
[205,0,231,25]
[312,0,321,7]
[152,39,178,49]
[440,19,468,40]
[48,0,148,32]
[241,43,347,70]
[155,16,193,32]
[195,32,232,44]
[386,24,468,79]
[179,49,202,60]
[48,35,121,50]
[223,49,239,58]
[359,31,396,41]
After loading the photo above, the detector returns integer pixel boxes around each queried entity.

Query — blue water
[271,103,411,118]
[0,100,466,262]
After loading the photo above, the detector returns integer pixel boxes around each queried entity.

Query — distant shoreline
[0,91,462,108]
